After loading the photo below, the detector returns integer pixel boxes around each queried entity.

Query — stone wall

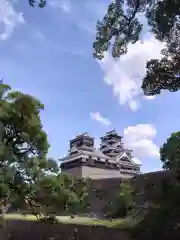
[131,170,174,205]
[88,178,122,216]
[2,170,176,240]
[2,220,130,240]
[8,170,173,218]
[87,170,173,216]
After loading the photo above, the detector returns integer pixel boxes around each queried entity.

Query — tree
[0,80,58,224]
[29,174,89,220]
[160,131,180,170]
[67,177,90,215]
[29,174,71,219]
[0,81,89,226]
[93,0,180,97]
[107,182,133,218]
[159,131,180,209]
[27,0,180,96]
[28,0,46,8]
[0,81,49,158]
[131,133,180,239]
[28,0,180,97]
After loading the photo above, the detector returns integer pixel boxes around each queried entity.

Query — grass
[4,213,137,229]
[86,217,137,229]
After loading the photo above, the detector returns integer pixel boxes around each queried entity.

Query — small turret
[69,132,94,150]
[102,129,122,140]
[100,129,123,157]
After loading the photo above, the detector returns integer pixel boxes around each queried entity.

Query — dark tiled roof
[81,148,111,159]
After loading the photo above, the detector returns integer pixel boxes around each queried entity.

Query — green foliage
[0,80,89,224]
[0,82,49,159]
[131,176,180,240]
[93,1,142,60]
[93,0,180,97]
[107,182,133,218]
[63,176,90,215]
[158,131,180,217]
[0,80,53,219]
[160,131,180,170]
[131,206,179,239]
[131,132,180,239]
[27,0,180,97]
[28,0,46,8]
[26,174,89,219]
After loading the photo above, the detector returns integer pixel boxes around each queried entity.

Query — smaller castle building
[60,130,141,180]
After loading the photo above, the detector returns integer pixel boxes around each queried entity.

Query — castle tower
[100,130,124,157]
[69,132,94,153]
[60,130,141,179]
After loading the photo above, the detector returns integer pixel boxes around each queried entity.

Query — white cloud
[143,95,156,100]
[49,0,71,12]
[98,36,165,111]
[123,124,159,158]
[0,0,25,40]
[90,112,111,126]
[77,3,162,110]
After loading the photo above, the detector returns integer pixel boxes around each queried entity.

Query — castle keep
[60,130,141,179]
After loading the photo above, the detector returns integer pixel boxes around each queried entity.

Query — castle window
[121,157,129,162]
[103,149,111,154]
[115,150,120,153]
[61,158,82,170]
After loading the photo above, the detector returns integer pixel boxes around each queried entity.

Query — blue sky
[1,0,180,173]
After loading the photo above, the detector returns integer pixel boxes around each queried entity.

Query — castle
[59,130,141,179]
